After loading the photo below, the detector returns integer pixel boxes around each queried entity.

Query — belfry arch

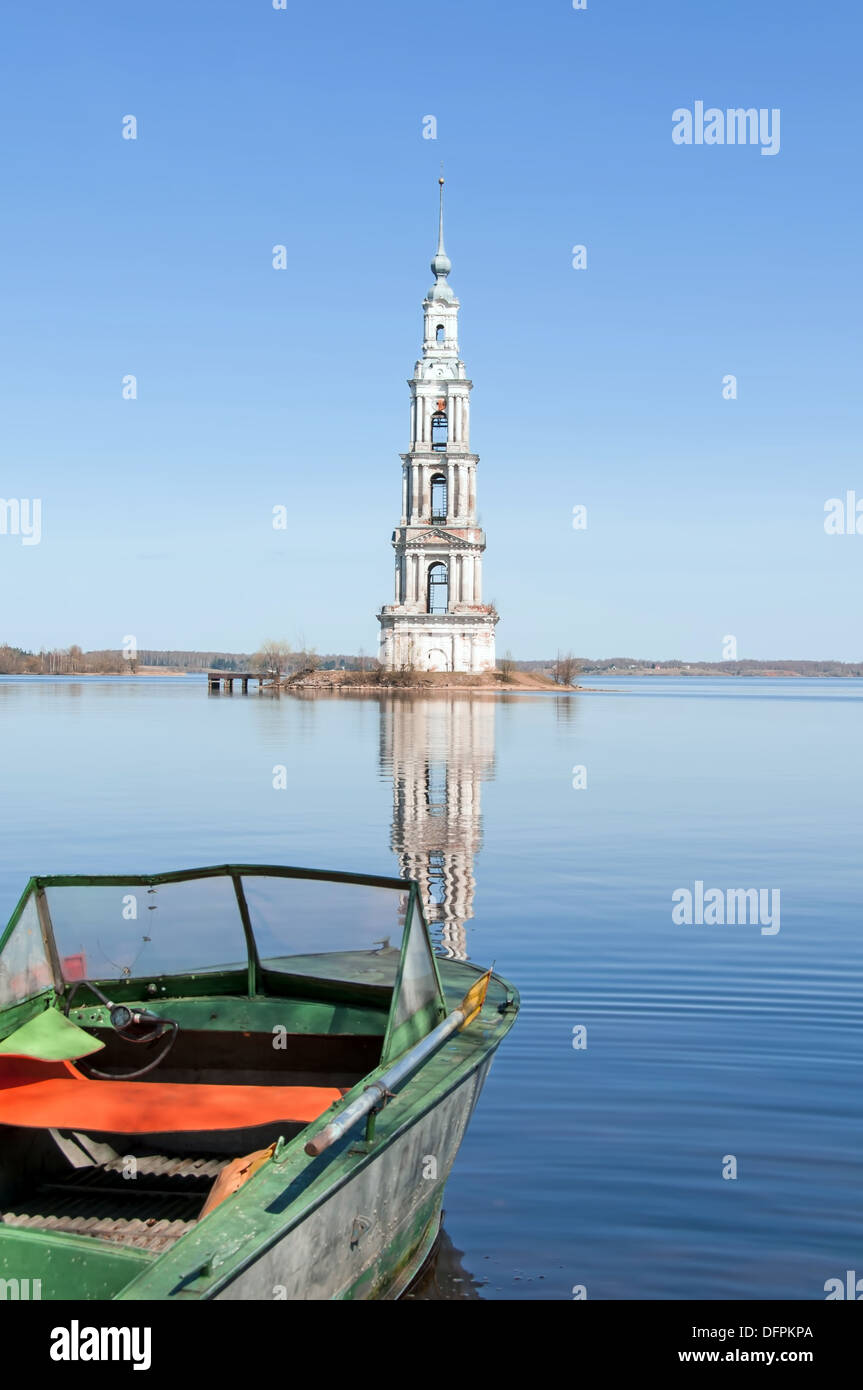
[430,473,447,523]
[431,411,448,451]
[427,562,448,613]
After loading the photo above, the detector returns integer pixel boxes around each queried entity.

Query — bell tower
[377,177,498,674]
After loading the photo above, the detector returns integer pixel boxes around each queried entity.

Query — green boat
[0,864,518,1300]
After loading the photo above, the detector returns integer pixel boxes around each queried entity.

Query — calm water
[1,675,861,1300]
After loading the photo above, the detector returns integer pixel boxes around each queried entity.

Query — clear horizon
[1,1,860,662]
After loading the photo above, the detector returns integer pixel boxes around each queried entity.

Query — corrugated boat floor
[0,1153,227,1253]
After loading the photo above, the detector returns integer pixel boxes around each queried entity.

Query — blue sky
[0,0,860,660]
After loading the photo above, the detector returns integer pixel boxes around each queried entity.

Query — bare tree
[0,644,35,674]
[498,649,516,682]
[286,637,320,680]
[399,638,418,677]
[253,641,292,678]
[553,650,580,686]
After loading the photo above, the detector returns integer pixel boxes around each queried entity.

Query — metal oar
[304,969,492,1158]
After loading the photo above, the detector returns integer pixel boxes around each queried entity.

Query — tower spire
[437,168,446,256]
[429,171,453,299]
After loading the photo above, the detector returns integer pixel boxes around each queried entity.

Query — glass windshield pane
[0,895,53,1006]
[242,875,407,987]
[390,905,442,1031]
[45,876,247,982]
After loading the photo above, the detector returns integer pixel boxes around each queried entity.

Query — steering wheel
[63,979,179,1079]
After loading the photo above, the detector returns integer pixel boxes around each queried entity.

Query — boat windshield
[0,867,446,1060]
[1,868,430,991]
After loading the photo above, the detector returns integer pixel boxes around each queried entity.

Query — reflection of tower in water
[380,696,496,961]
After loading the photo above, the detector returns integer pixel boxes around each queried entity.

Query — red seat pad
[0,1056,343,1134]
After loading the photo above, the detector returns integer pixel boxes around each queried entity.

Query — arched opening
[430,473,447,523]
[431,411,448,452]
[435,324,445,344]
[427,562,448,613]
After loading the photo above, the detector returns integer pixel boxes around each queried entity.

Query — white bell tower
[377,178,498,674]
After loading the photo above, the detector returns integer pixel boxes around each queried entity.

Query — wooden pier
[207,671,271,695]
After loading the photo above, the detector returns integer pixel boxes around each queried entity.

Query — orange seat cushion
[0,1056,342,1134]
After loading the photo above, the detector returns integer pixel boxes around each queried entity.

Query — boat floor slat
[1,1210,195,1252]
[0,1150,229,1252]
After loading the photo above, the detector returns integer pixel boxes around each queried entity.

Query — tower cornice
[399,452,479,463]
[409,376,473,388]
[393,526,486,552]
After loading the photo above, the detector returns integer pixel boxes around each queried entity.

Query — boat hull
[213,1056,492,1300]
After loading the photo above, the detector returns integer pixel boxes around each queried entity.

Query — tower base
[378,609,497,674]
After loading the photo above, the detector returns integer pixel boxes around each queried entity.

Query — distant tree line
[0,644,127,674]
[0,643,380,676]
[135,650,255,670]
[517,657,863,678]
[3,644,860,681]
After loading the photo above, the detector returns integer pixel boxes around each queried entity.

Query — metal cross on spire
[430,166,452,290]
[437,162,446,255]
